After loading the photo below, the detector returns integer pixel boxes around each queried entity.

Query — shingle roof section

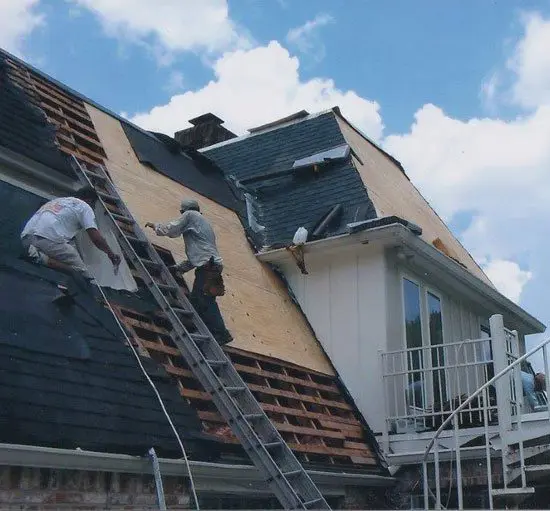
[0,54,72,175]
[204,111,377,249]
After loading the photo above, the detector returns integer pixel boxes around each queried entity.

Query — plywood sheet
[85,104,334,375]
[336,115,493,286]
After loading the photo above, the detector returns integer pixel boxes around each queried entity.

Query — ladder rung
[172,307,193,316]
[190,334,210,343]
[85,169,107,181]
[140,258,162,271]
[243,413,265,421]
[111,212,135,224]
[263,441,282,450]
[303,498,324,508]
[156,283,179,293]
[283,470,302,478]
[225,386,247,393]
[206,359,227,367]
[125,235,148,245]
[97,191,120,203]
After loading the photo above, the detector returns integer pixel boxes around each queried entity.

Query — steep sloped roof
[0,48,388,474]
[204,111,377,249]
[0,55,72,175]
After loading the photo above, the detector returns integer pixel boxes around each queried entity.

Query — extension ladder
[70,156,330,510]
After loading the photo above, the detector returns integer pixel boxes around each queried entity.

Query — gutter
[257,223,545,334]
[0,146,78,196]
[0,444,395,496]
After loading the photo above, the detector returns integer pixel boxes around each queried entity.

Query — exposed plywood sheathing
[85,103,334,375]
[113,304,377,467]
[335,114,493,287]
[69,151,377,465]
[3,57,106,166]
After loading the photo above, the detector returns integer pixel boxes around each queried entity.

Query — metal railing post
[490,315,512,435]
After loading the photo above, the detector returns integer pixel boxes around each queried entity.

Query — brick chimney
[174,113,236,150]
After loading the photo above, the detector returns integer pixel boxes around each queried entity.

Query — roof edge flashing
[257,224,545,334]
[0,443,394,490]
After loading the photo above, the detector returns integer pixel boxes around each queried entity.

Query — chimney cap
[189,113,225,126]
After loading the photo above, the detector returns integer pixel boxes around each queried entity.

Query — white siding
[281,246,388,433]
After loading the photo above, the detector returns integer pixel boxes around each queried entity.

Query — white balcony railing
[381,319,548,441]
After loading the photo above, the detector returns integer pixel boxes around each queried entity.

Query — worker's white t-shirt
[21,197,98,243]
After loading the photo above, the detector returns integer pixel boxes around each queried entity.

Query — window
[402,277,447,408]
[403,278,424,407]
[428,292,447,403]
[292,144,350,170]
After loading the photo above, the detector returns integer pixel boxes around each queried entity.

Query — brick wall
[0,466,190,510]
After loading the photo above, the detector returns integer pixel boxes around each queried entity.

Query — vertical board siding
[280,247,388,433]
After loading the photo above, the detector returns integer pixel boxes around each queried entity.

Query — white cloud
[69,0,250,57]
[508,13,550,108]
[384,14,550,305]
[0,0,44,57]
[482,259,532,303]
[164,71,185,93]
[286,13,334,61]
[130,41,383,140]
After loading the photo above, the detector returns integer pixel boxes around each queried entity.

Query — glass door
[426,291,447,407]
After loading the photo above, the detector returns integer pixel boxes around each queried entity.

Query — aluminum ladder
[70,156,330,510]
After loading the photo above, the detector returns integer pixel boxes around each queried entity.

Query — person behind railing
[520,362,546,412]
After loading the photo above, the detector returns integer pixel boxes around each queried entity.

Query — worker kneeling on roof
[21,186,121,282]
[145,199,233,346]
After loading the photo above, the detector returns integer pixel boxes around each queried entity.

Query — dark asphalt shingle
[204,111,377,249]
[0,54,73,176]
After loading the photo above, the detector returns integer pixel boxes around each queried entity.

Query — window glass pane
[427,292,443,346]
[404,279,422,349]
[403,279,424,408]
[427,292,446,403]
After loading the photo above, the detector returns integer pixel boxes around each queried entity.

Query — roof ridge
[201,108,338,153]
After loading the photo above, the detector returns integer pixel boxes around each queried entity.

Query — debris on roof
[122,122,242,212]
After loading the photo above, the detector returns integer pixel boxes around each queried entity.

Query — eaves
[0,443,395,496]
[257,223,545,335]
[0,145,78,197]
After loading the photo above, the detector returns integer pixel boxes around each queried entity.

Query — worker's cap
[180,199,200,213]
[74,185,97,202]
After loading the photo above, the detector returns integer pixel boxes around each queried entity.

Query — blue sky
[3,0,550,360]
[17,0,550,133]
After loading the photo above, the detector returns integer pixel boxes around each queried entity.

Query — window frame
[400,272,448,408]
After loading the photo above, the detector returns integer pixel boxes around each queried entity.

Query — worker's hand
[109,253,121,267]
[145,222,155,229]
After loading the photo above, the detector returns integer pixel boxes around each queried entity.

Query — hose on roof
[95,284,201,510]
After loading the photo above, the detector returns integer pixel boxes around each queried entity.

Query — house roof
[0,257,216,459]
[204,111,377,249]
[0,49,388,475]
[0,55,72,176]
[121,123,241,212]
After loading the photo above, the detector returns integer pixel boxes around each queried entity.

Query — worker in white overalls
[21,186,121,281]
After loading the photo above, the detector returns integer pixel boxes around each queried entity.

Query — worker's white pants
[21,234,92,279]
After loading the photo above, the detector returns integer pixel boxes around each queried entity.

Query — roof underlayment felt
[0,180,216,459]
[204,111,378,249]
[0,54,73,176]
[122,122,242,213]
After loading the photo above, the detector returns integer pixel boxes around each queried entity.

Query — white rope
[95,284,201,510]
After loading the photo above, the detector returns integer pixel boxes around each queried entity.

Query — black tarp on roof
[122,123,241,213]
[204,111,377,249]
[0,181,216,458]
[0,258,217,459]
[0,54,72,176]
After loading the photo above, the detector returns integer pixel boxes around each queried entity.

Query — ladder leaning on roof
[69,155,331,511]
